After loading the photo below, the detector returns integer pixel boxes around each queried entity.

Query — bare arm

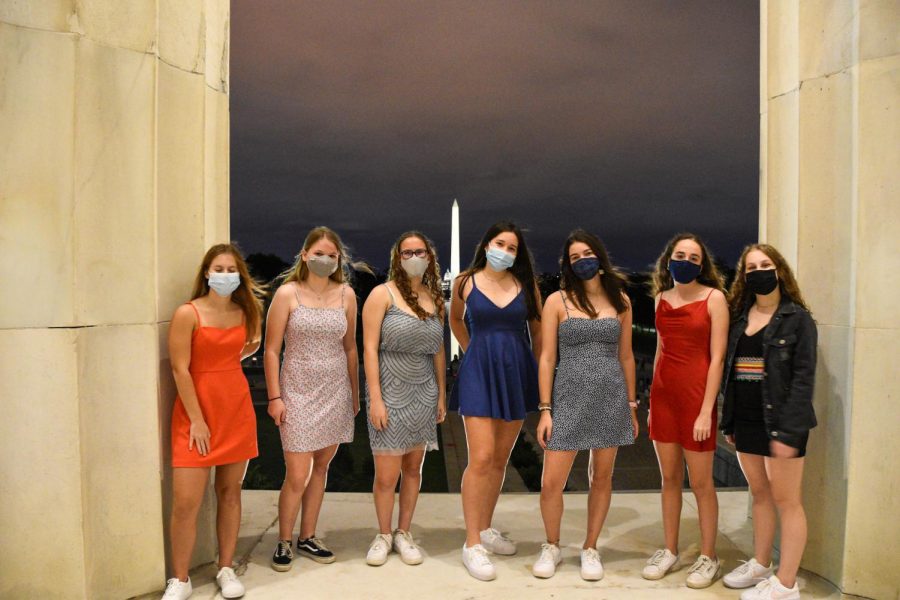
[433,342,447,423]
[343,289,361,415]
[241,321,262,360]
[362,285,389,429]
[263,285,293,426]
[528,283,544,360]
[449,275,471,352]
[618,295,639,439]
[694,289,729,441]
[536,292,561,448]
[168,304,210,455]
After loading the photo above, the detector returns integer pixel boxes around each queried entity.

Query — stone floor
[144,490,852,599]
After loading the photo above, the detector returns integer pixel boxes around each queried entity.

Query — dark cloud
[231,0,759,271]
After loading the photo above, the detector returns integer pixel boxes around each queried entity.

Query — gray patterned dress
[366,288,444,455]
[547,297,634,451]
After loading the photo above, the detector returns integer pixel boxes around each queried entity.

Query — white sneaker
[531,543,562,578]
[642,548,678,580]
[366,533,392,566]
[462,544,497,581]
[724,558,774,589]
[480,527,517,555]
[161,577,192,600]
[686,554,721,589]
[580,547,604,581]
[740,574,800,600]
[215,567,244,599]
[392,529,424,565]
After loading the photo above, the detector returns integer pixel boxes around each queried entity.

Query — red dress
[171,303,258,467]
[649,291,717,452]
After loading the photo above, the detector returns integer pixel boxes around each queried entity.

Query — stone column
[759,1,899,598]
[0,2,230,598]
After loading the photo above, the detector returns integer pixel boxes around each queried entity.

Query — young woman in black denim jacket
[719,244,817,600]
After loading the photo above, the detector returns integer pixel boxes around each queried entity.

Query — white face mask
[401,256,429,278]
[307,255,339,277]
[208,272,240,296]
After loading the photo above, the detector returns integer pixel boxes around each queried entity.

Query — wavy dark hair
[649,232,725,297]
[386,231,445,320]
[457,221,540,321]
[559,229,628,317]
[191,243,265,342]
[728,243,811,317]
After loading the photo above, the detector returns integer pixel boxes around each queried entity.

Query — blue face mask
[571,257,602,280]
[668,259,701,284]
[485,246,516,272]
[208,272,240,296]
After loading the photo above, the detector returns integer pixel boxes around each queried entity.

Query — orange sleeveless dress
[171,303,258,467]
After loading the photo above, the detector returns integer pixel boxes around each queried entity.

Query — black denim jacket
[719,298,818,449]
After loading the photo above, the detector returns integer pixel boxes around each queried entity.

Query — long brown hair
[559,229,628,317]
[280,226,351,285]
[649,232,725,297]
[386,231,445,320]
[457,221,541,321]
[191,243,265,342]
[728,243,811,317]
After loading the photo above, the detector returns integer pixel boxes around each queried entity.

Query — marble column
[0,1,230,598]
[759,1,899,598]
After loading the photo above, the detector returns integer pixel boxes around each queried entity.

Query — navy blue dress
[449,277,540,421]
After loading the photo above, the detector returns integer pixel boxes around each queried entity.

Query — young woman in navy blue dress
[449,221,542,581]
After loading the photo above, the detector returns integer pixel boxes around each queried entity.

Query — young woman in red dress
[642,233,729,589]
[164,244,264,600]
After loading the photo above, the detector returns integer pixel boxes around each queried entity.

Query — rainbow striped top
[734,356,764,382]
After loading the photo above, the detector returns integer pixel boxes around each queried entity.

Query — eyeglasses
[400,249,429,259]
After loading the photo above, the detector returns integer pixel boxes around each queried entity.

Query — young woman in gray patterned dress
[533,230,639,581]
[362,232,446,567]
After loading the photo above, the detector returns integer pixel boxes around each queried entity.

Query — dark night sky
[230,1,759,273]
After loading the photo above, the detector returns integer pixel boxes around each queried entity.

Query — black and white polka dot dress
[546,300,634,451]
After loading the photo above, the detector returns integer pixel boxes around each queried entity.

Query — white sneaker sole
[365,555,388,567]
[298,552,336,564]
[724,575,770,589]
[532,567,556,579]
[399,553,423,566]
[642,568,672,580]
[465,567,497,581]
[270,561,292,572]
[685,567,721,589]
[581,570,604,581]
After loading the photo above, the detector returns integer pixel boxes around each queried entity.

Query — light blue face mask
[485,246,516,272]
[208,272,240,296]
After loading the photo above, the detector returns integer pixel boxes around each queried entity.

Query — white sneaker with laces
[642,548,678,580]
[531,543,561,578]
[740,574,800,600]
[724,558,774,589]
[686,554,721,589]
[462,544,497,581]
[366,533,392,566]
[161,577,192,600]
[392,529,424,565]
[480,527,517,555]
[215,567,244,599]
[580,547,604,581]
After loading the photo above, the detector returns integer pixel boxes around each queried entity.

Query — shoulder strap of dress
[704,288,715,301]
[187,301,202,326]
[293,282,303,307]
[559,290,571,317]
[383,283,396,305]
[341,284,346,308]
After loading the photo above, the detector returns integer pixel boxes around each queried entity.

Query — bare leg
[766,456,806,588]
[397,448,426,532]
[278,451,313,540]
[737,452,775,566]
[483,419,523,530]
[584,447,618,549]
[684,449,718,559]
[214,461,249,569]
[170,467,211,581]
[299,444,339,539]
[372,454,403,534]
[653,441,684,554]
[539,449,578,544]
[461,417,496,547]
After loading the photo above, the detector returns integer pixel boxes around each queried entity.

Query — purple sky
[230,1,759,272]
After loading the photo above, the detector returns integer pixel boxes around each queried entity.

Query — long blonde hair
[191,243,265,342]
[280,226,351,285]
[387,231,445,320]
[728,243,811,317]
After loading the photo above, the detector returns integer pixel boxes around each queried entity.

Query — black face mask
[746,269,778,295]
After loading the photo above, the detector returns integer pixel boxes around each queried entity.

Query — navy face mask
[668,259,702,284]
[572,257,602,280]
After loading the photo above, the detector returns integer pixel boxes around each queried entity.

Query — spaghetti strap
[341,284,346,308]
[704,288,715,301]
[293,282,303,308]
[559,290,571,317]
[187,301,202,327]
[384,284,396,306]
